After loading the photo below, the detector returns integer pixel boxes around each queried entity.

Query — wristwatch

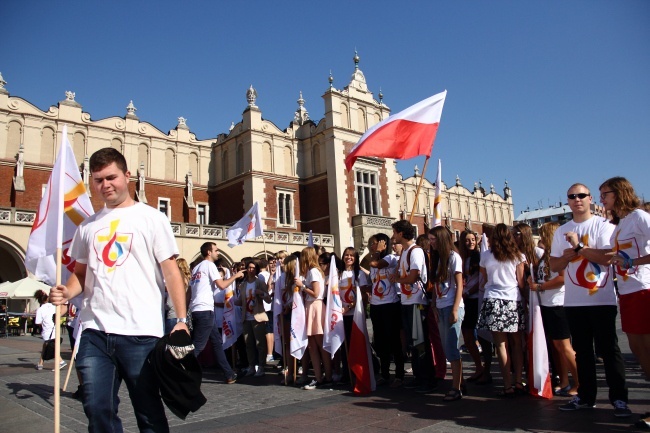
[176,317,188,324]
[574,242,584,253]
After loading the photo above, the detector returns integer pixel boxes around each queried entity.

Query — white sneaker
[303,379,318,390]
[265,354,274,363]
[52,361,67,371]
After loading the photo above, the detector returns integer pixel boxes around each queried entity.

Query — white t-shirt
[480,250,525,301]
[244,281,258,321]
[399,244,428,305]
[190,260,221,313]
[304,268,325,301]
[610,209,650,295]
[70,202,179,337]
[35,303,56,341]
[550,216,617,306]
[213,288,225,327]
[275,274,294,309]
[536,258,565,307]
[258,270,272,312]
[339,269,357,315]
[435,251,464,309]
[369,254,400,305]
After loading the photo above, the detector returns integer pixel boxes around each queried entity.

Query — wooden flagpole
[280,313,287,385]
[408,157,430,223]
[54,248,62,433]
[62,344,78,391]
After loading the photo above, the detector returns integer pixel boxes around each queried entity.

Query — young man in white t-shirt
[190,242,242,358]
[257,257,275,363]
[50,148,190,431]
[549,183,629,417]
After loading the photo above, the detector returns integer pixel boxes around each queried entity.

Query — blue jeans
[437,305,464,362]
[210,325,235,379]
[76,329,168,433]
[191,310,214,356]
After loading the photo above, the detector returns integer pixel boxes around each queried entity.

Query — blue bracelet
[623,257,634,269]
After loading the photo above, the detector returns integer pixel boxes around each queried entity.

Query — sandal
[443,388,462,402]
[496,387,515,398]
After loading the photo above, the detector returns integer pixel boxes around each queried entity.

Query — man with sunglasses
[549,183,629,417]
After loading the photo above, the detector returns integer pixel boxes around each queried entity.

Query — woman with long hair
[295,246,332,389]
[367,234,404,387]
[528,222,578,396]
[477,223,526,397]
[429,226,465,401]
[600,177,650,429]
[334,247,361,384]
[513,223,539,305]
[458,231,484,382]
[278,254,298,384]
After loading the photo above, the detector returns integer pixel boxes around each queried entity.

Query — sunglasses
[567,193,590,200]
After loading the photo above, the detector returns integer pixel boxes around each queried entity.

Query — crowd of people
[44,145,649,433]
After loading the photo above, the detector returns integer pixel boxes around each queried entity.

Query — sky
[2,1,649,216]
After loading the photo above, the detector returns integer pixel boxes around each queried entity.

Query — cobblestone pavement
[0,324,648,432]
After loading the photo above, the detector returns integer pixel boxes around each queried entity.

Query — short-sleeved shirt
[35,303,56,341]
[190,260,222,313]
[258,270,272,312]
[610,209,650,295]
[399,244,428,305]
[304,267,325,301]
[369,254,400,305]
[480,250,525,301]
[244,281,258,321]
[435,251,464,309]
[70,202,179,337]
[339,269,358,315]
[550,216,616,306]
[536,258,565,307]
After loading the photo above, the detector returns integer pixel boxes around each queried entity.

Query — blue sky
[2,1,649,216]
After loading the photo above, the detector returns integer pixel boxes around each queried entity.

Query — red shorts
[619,289,650,334]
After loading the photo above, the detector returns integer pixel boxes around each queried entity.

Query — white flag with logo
[272,259,284,355]
[226,202,263,248]
[221,269,241,350]
[25,124,94,285]
[289,257,308,359]
[323,255,344,357]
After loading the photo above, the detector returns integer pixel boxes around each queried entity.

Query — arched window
[283,146,293,176]
[222,149,229,180]
[262,142,272,172]
[111,138,122,152]
[340,103,349,129]
[312,143,321,175]
[189,152,199,183]
[5,121,21,159]
[40,127,56,164]
[73,131,85,166]
[374,112,381,126]
[358,108,367,131]
[236,143,244,174]
[138,144,149,175]
[165,148,175,180]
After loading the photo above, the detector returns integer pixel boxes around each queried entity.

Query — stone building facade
[0,56,514,284]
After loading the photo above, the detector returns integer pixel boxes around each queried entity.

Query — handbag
[42,327,56,361]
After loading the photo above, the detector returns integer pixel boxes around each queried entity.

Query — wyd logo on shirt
[568,235,606,295]
[94,219,132,272]
[613,233,637,281]
[372,272,390,299]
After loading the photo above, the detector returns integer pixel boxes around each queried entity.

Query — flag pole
[280,313,287,385]
[408,157,430,223]
[62,344,78,391]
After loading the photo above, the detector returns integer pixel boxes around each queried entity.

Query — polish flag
[527,264,553,399]
[345,91,447,171]
[349,287,376,394]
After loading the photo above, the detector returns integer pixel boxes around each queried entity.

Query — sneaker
[254,368,266,377]
[52,361,67,371]
[226,373,237,384]
[303,379,319,390]
[71,386,83,400]
[298,366,303,375]
[242,367,255,377]
[390,378,403,388]
[295,376,308,386]
[35,365,43,370]
[559,396,595,411]
[318,380,334,389]
[612,400,632,418]
[266,354,274,363]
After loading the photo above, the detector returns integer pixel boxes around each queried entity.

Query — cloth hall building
[0,56,514,284]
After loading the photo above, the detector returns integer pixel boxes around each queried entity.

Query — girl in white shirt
[477,223,526,397]
[295,246,332,389]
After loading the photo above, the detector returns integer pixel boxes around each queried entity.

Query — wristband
[623,257,634,270]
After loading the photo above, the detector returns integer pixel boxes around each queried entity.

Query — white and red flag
[527,264,553,399]
[25,124,94,285]
[349,287,376,394]
[272,259,284,355]
[323,255,344,358]
[432,159,442,227]
[345,91,447,171]
[290,257,308,359]
[226,202,263,248]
